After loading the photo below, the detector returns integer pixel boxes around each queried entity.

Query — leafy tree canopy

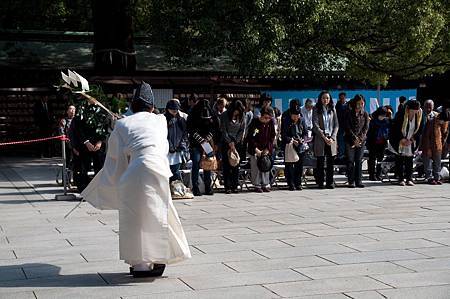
[2,0,449,83]
[144,0,450,83]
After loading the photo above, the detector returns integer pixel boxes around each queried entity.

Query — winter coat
[312,106,339,156]
[420,111,449,157]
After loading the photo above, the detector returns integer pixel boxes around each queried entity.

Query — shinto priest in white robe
[81,111,191,266]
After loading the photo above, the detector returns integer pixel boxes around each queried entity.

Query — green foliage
[0,0,93,31]
[142,0,450,82]
[3,0,449,83]
[61,83,127,139]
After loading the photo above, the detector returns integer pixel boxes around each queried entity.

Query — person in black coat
[366,106,391,181]
[343,95,369,188]
[165,100,188,182]
[281,99,300,132]
[187,99,219,196]
[281,105,307,191]
[69,113,106,192]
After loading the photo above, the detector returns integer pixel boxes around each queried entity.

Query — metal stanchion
[55,135,77,201]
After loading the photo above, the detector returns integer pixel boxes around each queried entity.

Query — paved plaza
[1,157,450,298]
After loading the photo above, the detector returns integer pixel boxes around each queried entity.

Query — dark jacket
[246,118,276,155]
[335,101,348,129]
[220,110,246,145]
[69,115,105,153]
[389,108,425,153]
[281,115,307,152]
[344,109,370,145]
[366,117,391,149]
[166,113,188,153]
[186,104,219,149]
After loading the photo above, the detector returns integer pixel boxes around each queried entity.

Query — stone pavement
[1,157,450,299]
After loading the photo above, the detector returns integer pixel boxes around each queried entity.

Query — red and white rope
[0,135,68,146]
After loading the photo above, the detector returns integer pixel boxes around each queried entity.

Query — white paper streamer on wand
[61,70,119,119]
[73,71,90,92]
[61,72,70,85]
[67,69,79,87]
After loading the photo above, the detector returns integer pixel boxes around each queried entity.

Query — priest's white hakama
[81,112,191,266]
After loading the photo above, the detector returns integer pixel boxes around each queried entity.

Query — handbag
[257,154,273,172]
[200,154,218,171]
[170,180,194,199]
[284,142,300,163]
[228,148,240,167]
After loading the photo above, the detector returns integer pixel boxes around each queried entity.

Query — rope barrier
[0,135,68,146]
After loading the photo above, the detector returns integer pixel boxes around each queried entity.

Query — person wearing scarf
[313,91,339,189]
[367,106,391,181]
[390,100,424,186]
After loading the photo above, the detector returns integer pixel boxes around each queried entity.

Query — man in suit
[69,108,106,192]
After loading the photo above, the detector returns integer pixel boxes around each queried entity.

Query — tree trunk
[91,0,136,74]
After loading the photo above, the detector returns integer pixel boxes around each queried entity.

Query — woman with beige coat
[313,91,339,189]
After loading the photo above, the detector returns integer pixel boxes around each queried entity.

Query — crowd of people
[58,91,450,196]
[53,84,449,278]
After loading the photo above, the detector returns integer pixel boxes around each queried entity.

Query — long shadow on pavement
[0,263,162,287]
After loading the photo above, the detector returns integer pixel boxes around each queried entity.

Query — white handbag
[284,142,300,163]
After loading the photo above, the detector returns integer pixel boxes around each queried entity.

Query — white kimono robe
[81,112,191,266]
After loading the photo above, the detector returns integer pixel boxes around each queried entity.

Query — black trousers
[347,143,364,184]
[73,148,105,192]
[222,145,240,190]
[396,155,414,182]
[368,144,385,178]
[285,153,304,188]
[316,145,335,186]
